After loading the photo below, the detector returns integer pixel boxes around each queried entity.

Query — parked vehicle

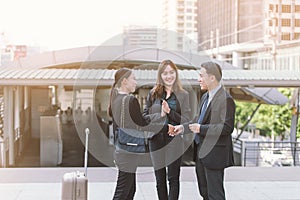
[261,149,293,166]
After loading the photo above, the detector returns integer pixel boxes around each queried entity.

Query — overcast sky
[0,0,162,50]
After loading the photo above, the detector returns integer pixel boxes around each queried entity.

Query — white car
[261,149,293,166]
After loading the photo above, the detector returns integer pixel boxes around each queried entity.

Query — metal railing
[233,139,300,167]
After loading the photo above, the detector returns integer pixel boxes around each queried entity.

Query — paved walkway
[1,166,300,200]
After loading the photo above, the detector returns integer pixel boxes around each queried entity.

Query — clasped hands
[168,123,200,137]
[161,100,200,136]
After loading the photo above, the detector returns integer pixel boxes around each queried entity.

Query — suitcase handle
[84,128,90,176]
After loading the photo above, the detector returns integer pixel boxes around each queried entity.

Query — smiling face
[198,67,212,91]
[161,65,177,88]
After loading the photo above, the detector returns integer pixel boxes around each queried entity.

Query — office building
[197,0,300,70]
[123,25,158,48]
[162,0,198,52]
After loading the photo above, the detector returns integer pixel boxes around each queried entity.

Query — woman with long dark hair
[143,60,191,200]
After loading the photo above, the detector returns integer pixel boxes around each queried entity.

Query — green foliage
[298,119,300,138]
[234,88,299,140]
[234,101,257,129]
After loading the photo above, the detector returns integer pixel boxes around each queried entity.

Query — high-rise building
[268,0,300,41]
[162,0,198,52]
[123,25,158,48]
[197,0,300,70]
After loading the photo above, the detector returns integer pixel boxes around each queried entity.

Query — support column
[290,88,299,166]
[216,54,225,61]
[23,86,31,144]
[3,86,14,167]
[15,86,20,132]
[232,51,244,68]
[24,86,30,109]
[15,86,22,157]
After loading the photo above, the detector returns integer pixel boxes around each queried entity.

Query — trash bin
[40,115,63,166]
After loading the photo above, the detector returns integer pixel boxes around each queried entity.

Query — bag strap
[120,95,127,128]
[120,95,149,142]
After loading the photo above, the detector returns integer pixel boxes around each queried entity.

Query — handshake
[168,123,201,136]
[162,100,201,136]
[167,124,183,136]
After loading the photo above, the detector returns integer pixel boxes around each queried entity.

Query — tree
[234,101,258,131]
[234,88,297,140]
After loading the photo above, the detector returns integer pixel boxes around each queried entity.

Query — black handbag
[116,95,149,153]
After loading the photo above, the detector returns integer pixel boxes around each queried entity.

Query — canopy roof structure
[1,46,296,105]
[229,87,289,105]
[0,68,290,105]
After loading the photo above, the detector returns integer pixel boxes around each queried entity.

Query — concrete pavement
[0,166,300,200]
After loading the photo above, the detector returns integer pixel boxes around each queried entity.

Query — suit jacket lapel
[202,101,211,123]
[201,87,224,123]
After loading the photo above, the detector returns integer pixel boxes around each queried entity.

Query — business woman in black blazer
[171,62,236,200]
[108,68,165,200]
[143,60,191,200]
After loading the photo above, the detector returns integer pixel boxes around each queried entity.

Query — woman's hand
[161,108,166,117]
[161,100,170,114]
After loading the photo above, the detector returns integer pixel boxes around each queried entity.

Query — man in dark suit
[169,61,236,200]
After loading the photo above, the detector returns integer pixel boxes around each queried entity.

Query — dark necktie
[195,94,209,144]
[198,94,209,124]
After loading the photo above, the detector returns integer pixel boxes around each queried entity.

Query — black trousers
[195,144,225,200]
[149,133,184,200]
[113,150,139,200]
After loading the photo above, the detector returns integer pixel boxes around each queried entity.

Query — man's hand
[188,123,200,133]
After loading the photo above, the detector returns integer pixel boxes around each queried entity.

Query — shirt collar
[208,84,221,102]
[117,88,129,95]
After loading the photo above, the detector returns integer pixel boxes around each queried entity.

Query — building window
[178,36,183,42]
[186,16,192,20]
[178,23,184,28]
[186,1,193,6]
[186,23,192,27]
[269,18,278,26]
[295,19,300,27]
[281,18,291,27]
[281,33,290,40]
[269,4,278,12]
[295,5,300,12]
[293,33,300,40]
[281,5,291,13]
[178,16,184,21]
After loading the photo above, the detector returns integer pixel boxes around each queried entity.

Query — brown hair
[151,60,183,100]
[107,68,132,117]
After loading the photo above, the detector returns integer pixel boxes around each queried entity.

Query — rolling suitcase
[61,128,90,200]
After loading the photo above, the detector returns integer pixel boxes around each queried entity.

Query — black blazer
[112,93,165,135]
[184,87,235,169]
